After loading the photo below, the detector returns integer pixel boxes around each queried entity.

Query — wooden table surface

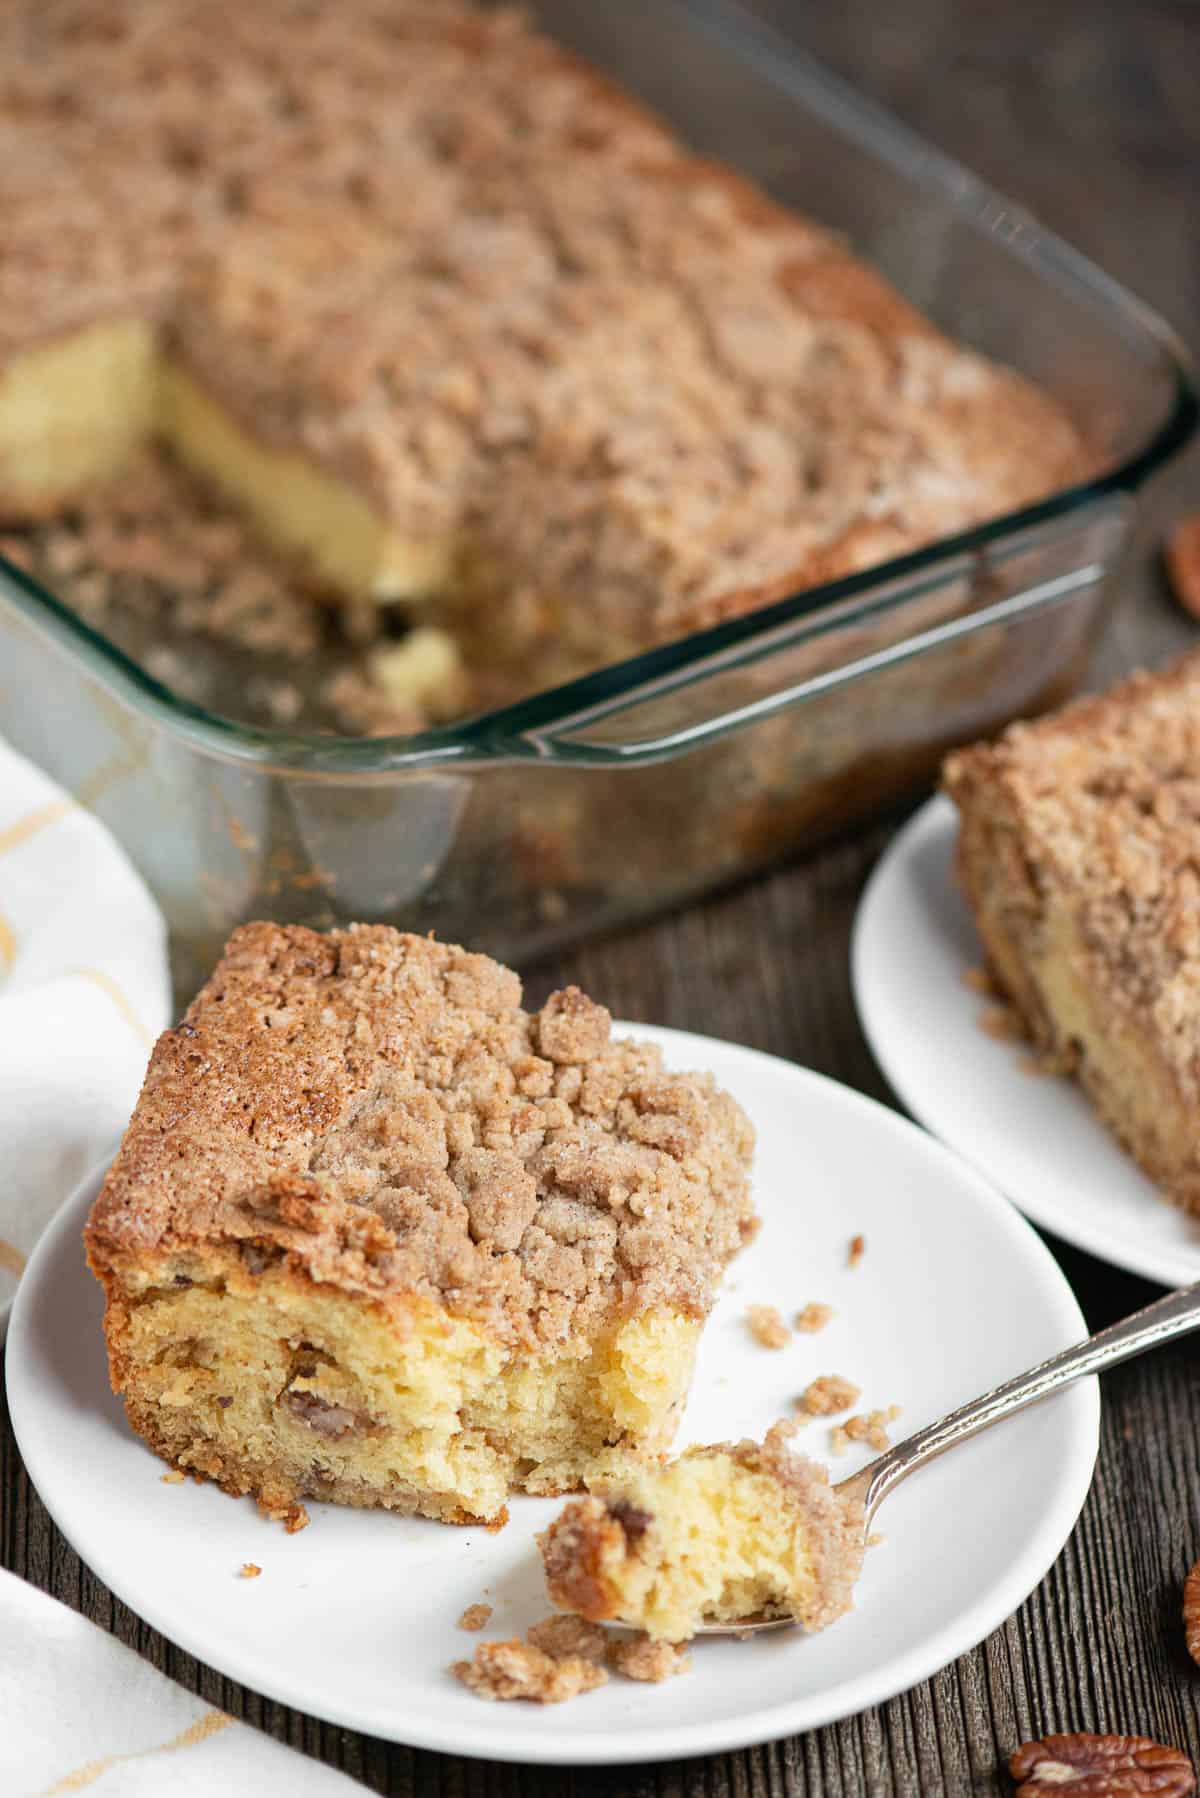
[4,2,1200,1793]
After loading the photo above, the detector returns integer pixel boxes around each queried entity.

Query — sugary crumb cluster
[452,1611,690,1702]
[747,1303,791,1349]
[796,1375,861,1417]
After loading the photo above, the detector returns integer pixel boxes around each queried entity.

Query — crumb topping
[747,1303,791,1350]
[88,924,756,1349]
[451,1637,608,1704]
[794,1302,834,1333]
[1,0,1090,648]
[796,1375,861,1417]
[842,1407,901,1451]
[607,1634,691,1682]
[525,1613,608,1665]
[457,1602,493,1632]
[944,651,1200,1104]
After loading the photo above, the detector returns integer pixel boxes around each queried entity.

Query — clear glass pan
[0,0,1194,1000]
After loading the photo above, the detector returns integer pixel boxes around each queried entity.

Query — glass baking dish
[0,0,1194,1003]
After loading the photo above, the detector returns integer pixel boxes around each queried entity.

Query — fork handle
[841,1277,1200,1524]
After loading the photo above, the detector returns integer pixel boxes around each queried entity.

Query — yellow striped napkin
[0,737,170,1334]
[0,1568,364,1794]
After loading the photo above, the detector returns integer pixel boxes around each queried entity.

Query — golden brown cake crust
[86,923,756,1349]
[2,0,1094,649]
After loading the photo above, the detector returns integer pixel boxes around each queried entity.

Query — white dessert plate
[854,795,1200,1289]
[7,1024,1097,1766]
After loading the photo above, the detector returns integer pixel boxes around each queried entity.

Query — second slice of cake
[86,924,756,1525]
[944,649,1200,1212]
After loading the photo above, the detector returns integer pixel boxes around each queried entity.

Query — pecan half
[1009,1733,1195,1795]
[1185,1557,1200,1667]
[1166,516,1200,620]
[281,1388,370,1440]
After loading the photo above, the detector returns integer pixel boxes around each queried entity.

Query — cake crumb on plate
[747,1304,791,1349]
[847,1234,866,1269]
[797,1375,861,1417]
[457,1603,493,1632]
[607,1634,692,1683]
[239,1563,262,1579]
[843,1406,902,1451]
[526,1614,607,1664]
[794,1302,834,1333]
[452,1639,608,1704]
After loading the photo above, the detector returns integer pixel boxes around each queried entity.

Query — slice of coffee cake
[944,649,1200,1211]
[86,924,756,1525]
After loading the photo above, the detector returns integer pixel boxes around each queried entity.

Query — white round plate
[854,795,1200,1290]
[7,1024,1097,1766]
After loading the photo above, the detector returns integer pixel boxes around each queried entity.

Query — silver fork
[698,1276,1200,1634]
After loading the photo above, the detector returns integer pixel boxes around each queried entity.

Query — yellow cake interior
[0,320,159,515]
[967,838,1199,1198]
[100,1247,702,1526]
[0,321,449,606]
[159,363,454,604]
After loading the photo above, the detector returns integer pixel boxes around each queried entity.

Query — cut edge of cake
[943,648,1200,1213]
[85,921,758,1525]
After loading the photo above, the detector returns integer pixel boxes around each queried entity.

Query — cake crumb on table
[160,1470,185,1485]
[847,1234,866,1269]
[457,1603,493,1632]
[452,1639,608,1704]
[607,1634,692,1683]
[794,1302,834,1334]
[829,1425,850,1457]
[526,1614,608,1664]
[239,1563,262,1579]
[797,1374,861,1417]
[747,1304,792,1349]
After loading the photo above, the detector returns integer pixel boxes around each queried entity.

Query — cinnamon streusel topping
[88,924,757,1349]
[2,0,1092,645]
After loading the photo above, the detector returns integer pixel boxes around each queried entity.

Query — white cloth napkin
[0,736,171,1334]
[0,1568,365,1796]
[0,746,370,1791]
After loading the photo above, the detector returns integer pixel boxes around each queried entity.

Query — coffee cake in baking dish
[2,0,1090,714]
[85,924,756,1525]
[944,650,1200,1213]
